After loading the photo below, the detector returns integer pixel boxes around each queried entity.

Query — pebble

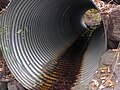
[0,82,7,90]
[7,80,26,90]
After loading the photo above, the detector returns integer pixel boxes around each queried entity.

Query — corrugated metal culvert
[113,0,120,4]
[0,0,106,90]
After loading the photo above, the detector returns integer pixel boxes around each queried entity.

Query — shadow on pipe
[0,0,106,89]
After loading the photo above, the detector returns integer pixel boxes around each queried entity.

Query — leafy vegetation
[83,9,101,29]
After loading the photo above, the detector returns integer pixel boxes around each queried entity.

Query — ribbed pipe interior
[0,0,106,89]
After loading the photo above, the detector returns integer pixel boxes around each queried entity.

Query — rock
[7,80,26,90]
[0,82,7,90]
[107,39,119,49]
[114,78,120,90]
[99,49,120,90]
[108,6,120,42]
[115,65,120,77]
[101,5,120,49]
[100,50,119,66]
[102,88,113,90]
[0,0,10,9]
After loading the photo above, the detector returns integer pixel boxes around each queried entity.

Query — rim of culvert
[0,0,15,83]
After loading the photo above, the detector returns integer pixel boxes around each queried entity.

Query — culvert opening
[0,0,106,89]
[83,8,101,30]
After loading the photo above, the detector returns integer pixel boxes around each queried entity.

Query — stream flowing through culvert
[39,31,92,90]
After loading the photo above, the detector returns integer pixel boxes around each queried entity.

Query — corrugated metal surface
[0,0,106,89]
